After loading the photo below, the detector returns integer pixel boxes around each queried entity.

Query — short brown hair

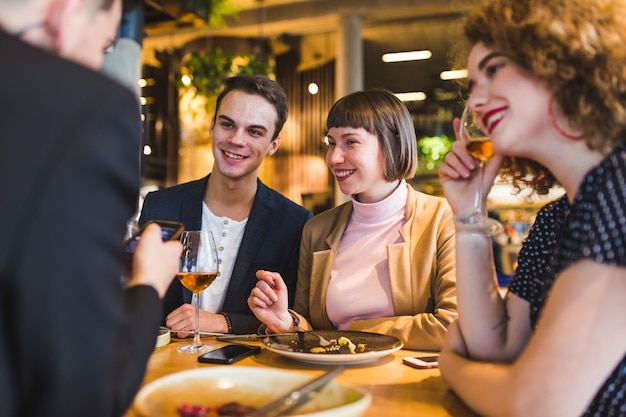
[326,89,417,181]
[213,74,288,141]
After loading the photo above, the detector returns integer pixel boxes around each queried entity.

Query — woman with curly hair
[438,0,626,415]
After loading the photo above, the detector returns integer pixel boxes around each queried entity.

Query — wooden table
[125,337,478,417]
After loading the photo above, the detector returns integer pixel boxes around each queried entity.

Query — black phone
[197,344,261,364]
[123,220,184,254]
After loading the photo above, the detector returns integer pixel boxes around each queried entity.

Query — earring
[549,97,584,139]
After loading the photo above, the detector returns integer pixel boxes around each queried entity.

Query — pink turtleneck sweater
[325,180,408,329]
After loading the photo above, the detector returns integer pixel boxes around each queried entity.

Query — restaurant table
[125,336,478,417]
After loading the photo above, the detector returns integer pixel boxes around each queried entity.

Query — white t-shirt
[199,202,247,313]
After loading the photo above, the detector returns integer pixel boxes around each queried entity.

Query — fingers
[165,304,194,335]
[130,223,182,298]
[452,117,463,142]
[440,141,477,181]
[484,153,505,180]
[255,270,287,290]
[249,284,278,310]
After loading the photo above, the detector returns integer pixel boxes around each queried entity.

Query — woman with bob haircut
[248,89,457,350]
[438,0,626,415]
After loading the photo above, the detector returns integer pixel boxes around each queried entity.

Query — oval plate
[263,330,403,365]
[133,366,371,417]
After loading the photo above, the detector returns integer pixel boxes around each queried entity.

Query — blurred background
[106,0,565,275]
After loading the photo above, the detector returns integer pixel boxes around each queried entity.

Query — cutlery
[244,366,346,417]
[170,330,299,340]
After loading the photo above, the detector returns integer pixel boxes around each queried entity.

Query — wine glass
[455,107,503,235]
[176,230,219,354]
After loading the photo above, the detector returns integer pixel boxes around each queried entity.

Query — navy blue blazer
[139,175,313,333]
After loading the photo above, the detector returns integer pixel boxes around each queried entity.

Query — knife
[170,330,299,341]
[244,366,346,417]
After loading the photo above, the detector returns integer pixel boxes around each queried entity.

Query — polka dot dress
[509,144,626,416]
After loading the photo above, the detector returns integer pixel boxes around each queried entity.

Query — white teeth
[224,151,245,160]
[486,111,505,131]
[335,170,355,178]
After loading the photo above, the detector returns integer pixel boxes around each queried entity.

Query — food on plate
[309,336,366,354]
[177,402,256,417]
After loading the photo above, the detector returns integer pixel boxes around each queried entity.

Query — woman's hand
[247,270,294,333]
[439,118,504,216]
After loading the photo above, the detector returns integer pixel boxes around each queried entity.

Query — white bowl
[133,366,371,417]
[155,326,171,349]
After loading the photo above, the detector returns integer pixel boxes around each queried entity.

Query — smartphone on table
[402,355,439,369]
[198,344,261,364]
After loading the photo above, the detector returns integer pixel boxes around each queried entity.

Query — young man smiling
[140,74,313,335]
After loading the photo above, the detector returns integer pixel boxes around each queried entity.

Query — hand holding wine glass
[454,107,503,235]
[177,230,219,354]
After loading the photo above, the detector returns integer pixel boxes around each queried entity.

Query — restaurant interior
[128,0,564,275]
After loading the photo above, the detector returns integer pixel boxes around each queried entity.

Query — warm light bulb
[394,92,427,102]
[382,50,432,63]
[308,82,319,95]
[440,69,468,80]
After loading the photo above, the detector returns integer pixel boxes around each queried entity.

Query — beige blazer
[292,183,457,350]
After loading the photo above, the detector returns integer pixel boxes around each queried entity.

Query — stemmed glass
[455,107,503,235]
[176,230,219,354]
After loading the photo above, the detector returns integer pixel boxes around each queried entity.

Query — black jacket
[139,175,313,333]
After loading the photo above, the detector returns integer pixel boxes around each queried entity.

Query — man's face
[210,90,280,182]
[63,0,122,69]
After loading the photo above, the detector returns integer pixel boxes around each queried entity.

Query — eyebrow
[217,114,269,133]
[478,51,507,70]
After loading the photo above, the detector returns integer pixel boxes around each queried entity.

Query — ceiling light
[395,92,427,102]
[181,74,192,87]
[440,69,468,80]
[382,50,432,63]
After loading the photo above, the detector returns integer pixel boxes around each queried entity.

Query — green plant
[417,135,453,172]
[178,49,274,96]
[182,0,240,28]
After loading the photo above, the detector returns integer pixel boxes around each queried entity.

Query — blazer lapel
[388,185,426,315]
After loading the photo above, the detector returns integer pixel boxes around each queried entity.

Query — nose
[227,128,245,146]
[326,145,344,166]
[466,83,488,112]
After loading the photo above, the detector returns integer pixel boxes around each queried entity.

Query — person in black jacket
[140,75,313,335]
[0,0,181,416]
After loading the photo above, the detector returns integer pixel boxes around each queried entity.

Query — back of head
[1,0,124,70]
[327,89,418,181]
[214,74,288,140]
[463,0,626,152]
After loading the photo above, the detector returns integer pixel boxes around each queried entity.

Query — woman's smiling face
[465,42,555,161]
[325,126,396,203]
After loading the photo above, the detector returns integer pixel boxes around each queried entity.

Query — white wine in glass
[456,107,503,235]
[176,230,219,354]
